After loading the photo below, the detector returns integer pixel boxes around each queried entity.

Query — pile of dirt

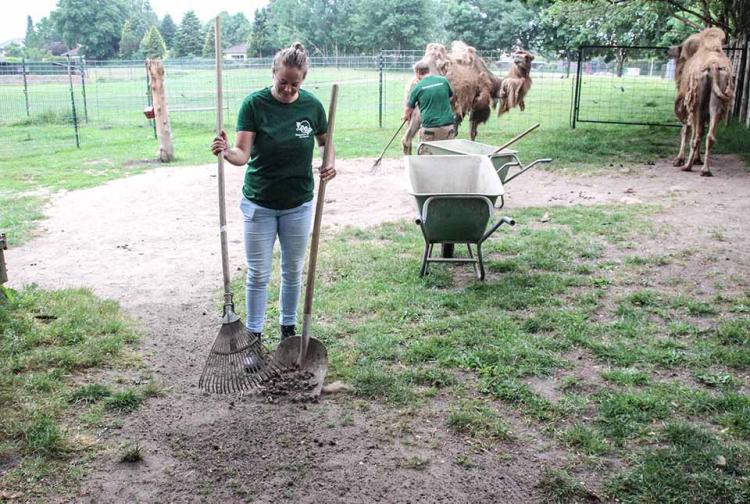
[261,368,319,403]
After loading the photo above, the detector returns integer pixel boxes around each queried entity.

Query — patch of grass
[595,388,671,442]
[453,453,474,470]
[0,286,141,499]
[601,368,650,386]
[69,384,112,404]
[606,422,750,503]
[539,467,595,503]
[104,388,143,413]
[560,423,609,456]
[715,319,750,345]
[21,413,65,457]
[119,442,143,463]
[402,456,429,471]
[447,400,512,441]
[350,365,415,405]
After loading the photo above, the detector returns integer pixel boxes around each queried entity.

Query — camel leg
[469,119,478,141]
[673,123,690,167]
[701,101,724,177]
[682,119,703,172]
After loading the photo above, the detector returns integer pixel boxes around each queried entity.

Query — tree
[202,26,216,57]
[119,0,159,58]
[173,10,203,57]
[225,13,251,47]
[247,7,274,56]
[140,25,167,59]
[25,16,40,49]
[119,20,141,58]
[35,16,61,47]
[348,0,437,50]
[159,14,177,48]
[51,0,131,59]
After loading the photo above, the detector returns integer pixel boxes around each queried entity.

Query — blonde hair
[273,42,309,77]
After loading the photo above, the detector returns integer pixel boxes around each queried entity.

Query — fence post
[145,63,157,139]
[0,233,7,288]
[22,58,30,117]
[378,51,384,128]
[571,47,583,129]
[67,56,80,149]
[80,58,89,123]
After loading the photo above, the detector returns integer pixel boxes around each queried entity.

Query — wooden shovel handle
[492,123,540,154]
[299,84,338,366]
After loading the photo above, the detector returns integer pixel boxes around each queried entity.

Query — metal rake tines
[200,338,262,393]
[199,339,297,393]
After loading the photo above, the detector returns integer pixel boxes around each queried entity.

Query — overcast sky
[2,0,268,42]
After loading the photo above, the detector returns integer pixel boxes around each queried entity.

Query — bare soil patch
[6,154,749,502]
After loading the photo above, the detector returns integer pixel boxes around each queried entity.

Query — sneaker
[243,331,265,372]
[280,325,296,340]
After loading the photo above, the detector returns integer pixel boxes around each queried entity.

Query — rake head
[199,319,265,394]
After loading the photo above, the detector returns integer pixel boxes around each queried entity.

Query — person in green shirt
[403,61,456,143]
[210,43,335,366]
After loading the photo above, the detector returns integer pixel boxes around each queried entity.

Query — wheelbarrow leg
[420,242,430,277]
[466,244,481,280]
[476,242,485,281]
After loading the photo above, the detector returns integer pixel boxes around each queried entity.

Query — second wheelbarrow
[417,138,551,186]
[406,154,515,281]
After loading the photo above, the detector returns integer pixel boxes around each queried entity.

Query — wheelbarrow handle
[481,216,515,243]
[502,158,553,185]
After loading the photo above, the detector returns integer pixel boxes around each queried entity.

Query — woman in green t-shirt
[210,43,335,364]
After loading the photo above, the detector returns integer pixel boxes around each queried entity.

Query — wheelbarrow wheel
[441,244,454,258]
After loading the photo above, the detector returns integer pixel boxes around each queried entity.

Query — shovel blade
[273,336,328,396]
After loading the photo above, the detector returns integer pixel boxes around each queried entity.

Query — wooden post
[0,233,8,287]
[146,59,174,162]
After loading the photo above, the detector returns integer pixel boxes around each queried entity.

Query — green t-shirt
[407,75,454,128]
[236,87,328,210]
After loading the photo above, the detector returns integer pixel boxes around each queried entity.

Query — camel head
[512,50,534,72]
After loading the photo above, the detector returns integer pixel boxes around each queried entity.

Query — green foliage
[202,26,216,58]
[173,10,203,57]
[140,26,167,59]
[159,15,177,49]
[51,0,131,59]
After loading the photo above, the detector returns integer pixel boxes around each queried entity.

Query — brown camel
[669,27,734,175]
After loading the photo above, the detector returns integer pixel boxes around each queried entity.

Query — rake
[198,17,262,394]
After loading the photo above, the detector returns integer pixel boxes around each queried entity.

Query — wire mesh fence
[0,45,745,158]
[572,45,746,128]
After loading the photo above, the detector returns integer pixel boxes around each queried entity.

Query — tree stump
[146,59,174,162]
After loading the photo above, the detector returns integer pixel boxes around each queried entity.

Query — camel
[669,27,734,176]
[401,42,533,154]
[497,50,534,116]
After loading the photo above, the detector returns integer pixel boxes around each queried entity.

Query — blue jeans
[240,198,313,333]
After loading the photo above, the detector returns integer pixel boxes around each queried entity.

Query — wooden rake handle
[492,123,540,154]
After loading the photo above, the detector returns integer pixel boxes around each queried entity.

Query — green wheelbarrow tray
[406,155,515,280]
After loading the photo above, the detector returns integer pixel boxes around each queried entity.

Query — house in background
[223,44,247,61]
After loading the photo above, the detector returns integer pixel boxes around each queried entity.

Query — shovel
[271,84,339,397]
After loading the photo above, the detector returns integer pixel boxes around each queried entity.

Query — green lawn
[233,207,750,502]
[0,286,157,500]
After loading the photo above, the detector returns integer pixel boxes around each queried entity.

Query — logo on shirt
[295,120,313,138]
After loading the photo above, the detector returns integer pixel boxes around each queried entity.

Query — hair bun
[292,42,305,53]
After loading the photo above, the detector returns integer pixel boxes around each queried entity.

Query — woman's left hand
[319,163,336,182]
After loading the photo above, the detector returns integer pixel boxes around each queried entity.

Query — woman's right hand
[211,130,228,157]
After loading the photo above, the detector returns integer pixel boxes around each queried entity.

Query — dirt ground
[7,155,750,503]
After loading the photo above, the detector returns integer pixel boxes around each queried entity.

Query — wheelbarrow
[417,138,551,186]
[406,155,515,281]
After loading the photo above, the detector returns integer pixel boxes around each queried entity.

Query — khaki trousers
[419,124,456,143]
